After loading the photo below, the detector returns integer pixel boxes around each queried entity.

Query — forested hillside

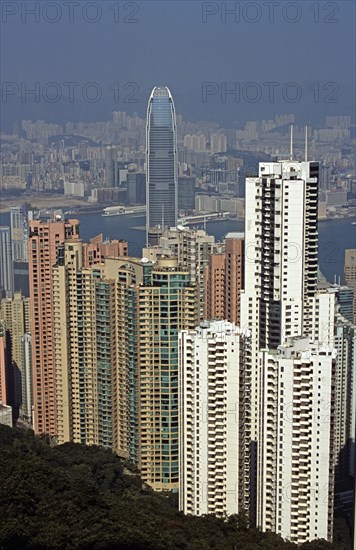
[0,425,342,549]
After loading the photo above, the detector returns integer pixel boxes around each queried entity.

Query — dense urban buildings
[0,104,354,545]
[146,87,178,244]
[28,226,129,440]
[32,235,198,491]
[1,0,355,541]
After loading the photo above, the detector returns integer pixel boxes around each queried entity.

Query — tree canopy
[0,425,341,549]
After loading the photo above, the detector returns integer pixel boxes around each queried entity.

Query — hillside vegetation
[0,425,341,550]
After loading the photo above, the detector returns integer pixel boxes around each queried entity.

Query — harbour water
[74,213,356,284]
[0,211,354,285]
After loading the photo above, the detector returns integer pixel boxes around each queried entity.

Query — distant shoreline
[0,194,88,214]
[0,195,118,216]
[0,195,355,225]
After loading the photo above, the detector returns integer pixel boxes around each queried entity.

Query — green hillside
[0,425,339,550]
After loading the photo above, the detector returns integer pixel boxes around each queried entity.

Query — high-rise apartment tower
[28,218,80,435]
[240,160,336,541]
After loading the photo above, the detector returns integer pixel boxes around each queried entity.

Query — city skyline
[0,189,355,545]
[1,2,355,547]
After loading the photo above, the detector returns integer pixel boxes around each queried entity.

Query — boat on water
[352,222,356,226]
[102,205,146,217]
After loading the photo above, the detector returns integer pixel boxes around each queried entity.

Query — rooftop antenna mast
[305,125,308,161]
[289,124,294,161]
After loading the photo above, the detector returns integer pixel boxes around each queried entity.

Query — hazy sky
[1,1,355,125]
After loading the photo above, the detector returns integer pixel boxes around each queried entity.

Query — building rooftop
[225,232,244,240]
[151,86,171,98]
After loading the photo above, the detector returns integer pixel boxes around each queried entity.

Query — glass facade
[146,87,177,236]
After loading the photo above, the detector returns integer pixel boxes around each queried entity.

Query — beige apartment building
[51,245,198,491]
[28,219,131,438]
[52,245,136,452]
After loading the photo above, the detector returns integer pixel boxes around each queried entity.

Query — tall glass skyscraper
[146,86,177,243]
